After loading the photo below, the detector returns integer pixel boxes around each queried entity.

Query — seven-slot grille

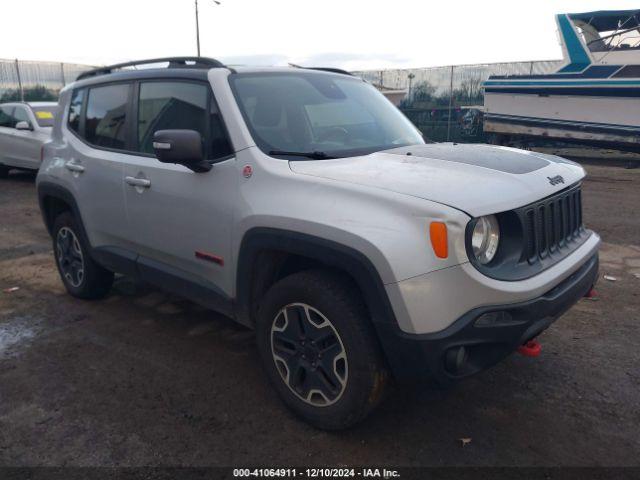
[519,184,584,264]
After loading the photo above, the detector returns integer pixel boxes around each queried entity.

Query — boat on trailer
[483,10,640,152]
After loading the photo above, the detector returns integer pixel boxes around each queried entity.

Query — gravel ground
[0,163,639,467]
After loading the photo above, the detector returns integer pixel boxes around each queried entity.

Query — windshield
[575,18,640,52]
[31,106,57,127]
[229,72,424,158]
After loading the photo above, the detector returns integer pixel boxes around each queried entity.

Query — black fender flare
[235,228,417,378]
[37,181,92,251]
[235,228,397,325]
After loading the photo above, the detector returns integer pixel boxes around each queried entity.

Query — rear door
[122,79,237,298]
[60,84,131,255]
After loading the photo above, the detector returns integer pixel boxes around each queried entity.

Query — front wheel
[256,270,387,430]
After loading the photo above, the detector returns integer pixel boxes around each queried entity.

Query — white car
[0,101,57,177]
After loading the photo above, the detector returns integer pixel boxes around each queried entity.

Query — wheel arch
[235,228,398,329]
[37,182,91,249]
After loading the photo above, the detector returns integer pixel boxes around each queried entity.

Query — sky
[3,0,640,70]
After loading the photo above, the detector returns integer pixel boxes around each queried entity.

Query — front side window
[13,107,30,127]
[229,72,424,158]
[68,89,85,134]
[85,84,129,149]
[137,81,232,159]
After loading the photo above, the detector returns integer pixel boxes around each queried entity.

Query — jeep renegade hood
[289,143,585,217]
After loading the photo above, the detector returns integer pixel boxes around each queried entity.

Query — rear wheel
[257,269,387,430]
[52,212,114,299]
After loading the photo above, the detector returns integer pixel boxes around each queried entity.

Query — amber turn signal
[430,222,448,259]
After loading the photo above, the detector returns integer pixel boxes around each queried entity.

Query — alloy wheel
[270,303,348,407]
[56,227,85,288]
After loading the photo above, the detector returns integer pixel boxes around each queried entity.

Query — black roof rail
[76,56,226,81]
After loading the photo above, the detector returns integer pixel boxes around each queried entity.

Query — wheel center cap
[303,344,318,359]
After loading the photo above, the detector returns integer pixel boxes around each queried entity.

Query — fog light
[475,311,514,327]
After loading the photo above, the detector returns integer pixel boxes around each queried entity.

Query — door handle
[125,176,151,188]
[65,161,85,173]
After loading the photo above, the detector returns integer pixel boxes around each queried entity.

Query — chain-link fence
[0,59,94,102]
[355,59,563,142]
[2,57,565,142]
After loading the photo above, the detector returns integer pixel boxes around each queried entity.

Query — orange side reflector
[430,222,448,259]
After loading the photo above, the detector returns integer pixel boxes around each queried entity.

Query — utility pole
[407,72,415,105]
[446,65,454,142]
[15,59,24,102]
[195,0,201,57]
[195,0,221,57]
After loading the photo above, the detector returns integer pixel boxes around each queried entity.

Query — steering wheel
[317,126,350,144]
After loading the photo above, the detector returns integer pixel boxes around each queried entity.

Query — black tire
[0,165,9,178]
[256,269,387,430]
[52,211,114,299]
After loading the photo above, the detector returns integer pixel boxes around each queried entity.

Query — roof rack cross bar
[76,56,226,81]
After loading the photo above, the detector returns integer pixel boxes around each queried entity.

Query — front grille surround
[519,184,584,265]
[466,183,590,281]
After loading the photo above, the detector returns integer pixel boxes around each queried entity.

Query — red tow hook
[584,288,598,299]
[518,340,541,357]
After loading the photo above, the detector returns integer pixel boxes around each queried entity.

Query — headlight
[471,215,500,264]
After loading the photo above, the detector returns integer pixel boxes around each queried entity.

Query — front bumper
[375,253,599,384]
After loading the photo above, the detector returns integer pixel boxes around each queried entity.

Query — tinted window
[31,106,56,128]
[68,90,84,134]
[0,106,14,128]
[209,94,233,159]
[85,84,129,149]
[137,81,232,159]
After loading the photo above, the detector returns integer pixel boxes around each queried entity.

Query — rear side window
[137,81,232,159]
[85,84,129,150]
[68,90,84,134]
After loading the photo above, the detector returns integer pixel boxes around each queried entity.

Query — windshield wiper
[269,150,336,160]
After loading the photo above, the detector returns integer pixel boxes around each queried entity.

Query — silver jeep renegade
[36,57,600,429]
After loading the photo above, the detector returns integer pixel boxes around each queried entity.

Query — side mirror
[15,121,32,131]
[152,129,211,173]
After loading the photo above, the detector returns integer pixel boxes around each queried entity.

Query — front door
[123,80,237,299]
[10,106,43,169]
